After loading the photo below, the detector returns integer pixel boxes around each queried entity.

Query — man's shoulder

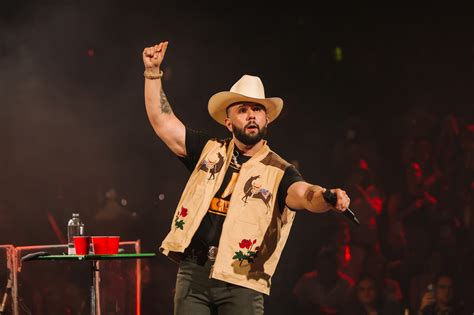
[204,136,231,148]
[260,149,292,171]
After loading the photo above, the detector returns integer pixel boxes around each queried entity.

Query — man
[143,41,351,315]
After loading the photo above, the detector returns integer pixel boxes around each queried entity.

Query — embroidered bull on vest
[242,175,273,209]
[199,152,225,180]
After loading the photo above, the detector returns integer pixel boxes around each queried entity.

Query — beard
[232,122,267,146]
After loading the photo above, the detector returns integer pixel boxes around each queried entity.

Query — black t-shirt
[179,128,304,248]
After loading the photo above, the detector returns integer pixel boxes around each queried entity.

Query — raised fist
[142,41,168,71]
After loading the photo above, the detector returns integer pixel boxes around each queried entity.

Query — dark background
[1,2,473,314]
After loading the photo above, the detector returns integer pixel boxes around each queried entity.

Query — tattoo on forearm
[159,88,173,114]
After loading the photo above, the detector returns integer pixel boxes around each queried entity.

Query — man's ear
[224,117,233,133]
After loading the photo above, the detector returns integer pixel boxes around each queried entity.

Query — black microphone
[322,189,360,225]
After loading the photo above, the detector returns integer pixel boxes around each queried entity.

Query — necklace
[230,149,241,170]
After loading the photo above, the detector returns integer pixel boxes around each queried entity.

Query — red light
[369,195,383,214]
[87,49,95,57]
[424,191,438,205]
[344,245,351,263]
[468,124,474,134]
[411,162,423,179]
[411,162,421,171]
[359,159,369,170]
[369,217,377,229]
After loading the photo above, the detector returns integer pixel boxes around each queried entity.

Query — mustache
[245,121,259,129]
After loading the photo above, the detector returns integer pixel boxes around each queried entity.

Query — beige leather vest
[160,138,296,295]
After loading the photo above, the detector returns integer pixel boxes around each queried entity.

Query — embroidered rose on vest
[174,206,188,230]
[239,239,254,249]
[198,152,225,180]
[233,239,259,266]
[241,175,273,209]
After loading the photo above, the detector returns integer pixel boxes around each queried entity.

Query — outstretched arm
[285,182,350,213]
[143,41,186,157]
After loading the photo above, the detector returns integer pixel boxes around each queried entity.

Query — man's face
[435,276,453,305]
[357,279,377,305]
[225,102,268,146]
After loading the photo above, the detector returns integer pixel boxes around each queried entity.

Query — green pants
[174,256,264,315]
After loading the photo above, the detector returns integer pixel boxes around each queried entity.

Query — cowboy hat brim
[208,91,283,126]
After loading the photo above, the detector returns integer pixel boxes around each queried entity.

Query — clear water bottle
[67,213,84,255]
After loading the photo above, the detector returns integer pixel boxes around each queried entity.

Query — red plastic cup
[91,236,109,254]
[73,236,91,255]
[107,236,120,254]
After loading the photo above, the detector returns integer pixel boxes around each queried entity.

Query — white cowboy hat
[208,74,284,125]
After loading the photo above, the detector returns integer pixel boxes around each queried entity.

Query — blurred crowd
[291,106,474,315]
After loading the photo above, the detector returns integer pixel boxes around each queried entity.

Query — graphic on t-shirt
[198,152,224,180]
[208,171,239,216]
[221,172,239,199]
[209,197,229,216]
[242,175,273,209]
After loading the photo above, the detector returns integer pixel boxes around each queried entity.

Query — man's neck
[233,138,265,156]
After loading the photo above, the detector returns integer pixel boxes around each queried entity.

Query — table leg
[91,260,96,315]
[91,260,101,315]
